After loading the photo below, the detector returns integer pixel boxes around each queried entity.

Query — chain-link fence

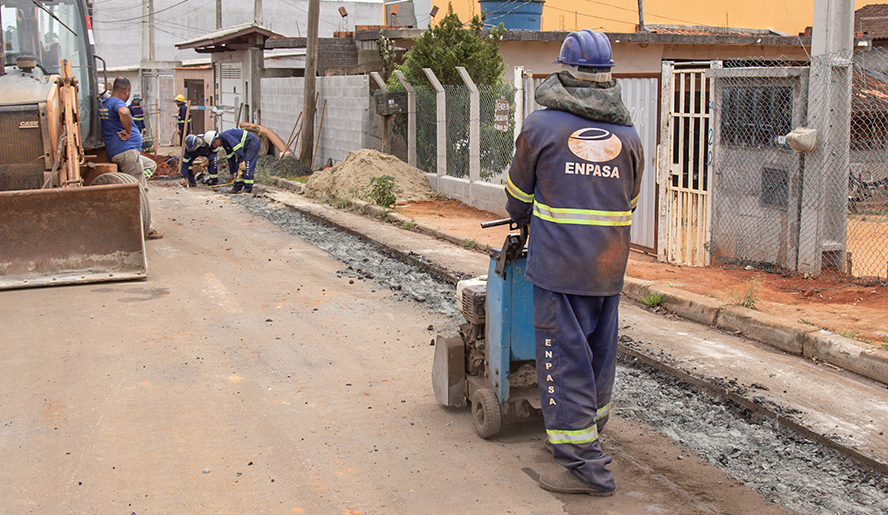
[394,80,516,182]
[709,49,888,283]
[478,83,516,183]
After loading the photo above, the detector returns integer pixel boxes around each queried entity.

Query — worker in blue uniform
[175,94,191,146]
[129,93,146,134]
[505,29,644,496]
[183,134,219,187]
[205,128,260,193]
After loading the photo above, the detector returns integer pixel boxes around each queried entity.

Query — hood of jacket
[534,71,634,127]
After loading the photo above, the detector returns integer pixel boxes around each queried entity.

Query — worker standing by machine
[205,129,260,194]
[504,30,644,496]
[175,94,192,145]
[182,134,219,187]
[100,77,162,239]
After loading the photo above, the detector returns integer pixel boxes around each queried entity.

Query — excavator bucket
[0,182,147,290]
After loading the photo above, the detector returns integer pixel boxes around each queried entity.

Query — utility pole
[148,0,155,62]
[216,0,222,29]
[299,0,319,168]
[798,0,853,274]
[254,0,262,25]
[637,0,645,32]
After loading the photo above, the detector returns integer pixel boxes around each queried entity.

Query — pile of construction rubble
[304,149,436,203]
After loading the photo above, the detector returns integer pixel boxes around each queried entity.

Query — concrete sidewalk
[270,178,888,388]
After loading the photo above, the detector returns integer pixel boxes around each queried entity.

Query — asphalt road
[0,185,798,514]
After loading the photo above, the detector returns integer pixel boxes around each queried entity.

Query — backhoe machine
[0,0,147,290]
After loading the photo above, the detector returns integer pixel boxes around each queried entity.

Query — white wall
[261,75,371,166]
[91,0,390,69]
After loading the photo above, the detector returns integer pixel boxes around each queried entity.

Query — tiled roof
[643,25,786,37]
[856,4,888,40]
[853,69,888,115]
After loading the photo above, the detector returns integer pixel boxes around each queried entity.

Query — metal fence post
[423,68,447,178]
[393,70,416,167]
[456,67,481,184]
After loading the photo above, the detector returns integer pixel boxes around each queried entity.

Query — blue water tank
[479,0,544,31]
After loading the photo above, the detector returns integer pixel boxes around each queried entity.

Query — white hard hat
[203,130,218,145]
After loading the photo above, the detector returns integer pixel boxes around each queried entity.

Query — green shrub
[369,175,396,208]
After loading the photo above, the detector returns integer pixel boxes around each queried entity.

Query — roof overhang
[176,23,285,53]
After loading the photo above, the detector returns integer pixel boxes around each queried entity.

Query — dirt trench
[231,192,888,515]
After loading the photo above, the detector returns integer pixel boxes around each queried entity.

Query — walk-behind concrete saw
[432,219,542,438]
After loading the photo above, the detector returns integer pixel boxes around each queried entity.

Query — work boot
[545,438,553,454]
[207,178,218,186]
[230,185,243,194]
[539,470,614,496]
[145,229,163,240]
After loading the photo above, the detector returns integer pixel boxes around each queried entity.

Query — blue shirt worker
[183,134,219,187]
[100,76,161,239]
[505,30,644,497]
[129,93,146,134]
[206,128,260,194]
[175,94,192,145]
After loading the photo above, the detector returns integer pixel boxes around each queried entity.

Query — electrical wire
[783,0,811,60]
[544,4,636,27]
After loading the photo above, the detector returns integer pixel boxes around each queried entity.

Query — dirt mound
[257,154,312,178]
[305,149,435,203]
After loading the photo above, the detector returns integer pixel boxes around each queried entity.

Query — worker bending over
[205,128,260,194]
[183,134,219,187]
[505,30,644,496]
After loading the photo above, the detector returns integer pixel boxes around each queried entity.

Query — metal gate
[657,63,714,266]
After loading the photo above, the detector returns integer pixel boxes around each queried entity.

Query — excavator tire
[92,172,150,235]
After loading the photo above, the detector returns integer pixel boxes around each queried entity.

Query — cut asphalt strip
[269,178,888,389]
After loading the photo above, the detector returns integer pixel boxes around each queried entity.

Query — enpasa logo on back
[568,128,622,162]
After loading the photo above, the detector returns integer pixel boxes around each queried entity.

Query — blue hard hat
[554,29,615,68]
[185,134,200,152]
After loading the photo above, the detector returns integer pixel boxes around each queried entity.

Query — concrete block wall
[261,75,370,167]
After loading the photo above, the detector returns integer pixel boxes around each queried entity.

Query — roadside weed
[640,292,666,308]
[369,175,397,208]
[401,220,417,230]
[730,277,761,310]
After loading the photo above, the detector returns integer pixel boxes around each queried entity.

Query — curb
[623,276,888,386]
[272,178,888,386]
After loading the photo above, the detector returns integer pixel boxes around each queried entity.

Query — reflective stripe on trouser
[534,285,619,491]
[233,138,260,191]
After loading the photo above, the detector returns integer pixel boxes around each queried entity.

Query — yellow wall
[437,0,880,34]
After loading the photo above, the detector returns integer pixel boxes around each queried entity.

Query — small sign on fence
[494,99,510,132]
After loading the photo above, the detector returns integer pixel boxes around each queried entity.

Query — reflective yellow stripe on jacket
[533,201,632,226]
[226,130,248,158]
[506,176,533,204]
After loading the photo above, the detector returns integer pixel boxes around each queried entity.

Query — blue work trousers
[233,140,260,192]
[534,286,619,492]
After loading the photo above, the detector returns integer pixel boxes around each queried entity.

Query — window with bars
[720,86,793,147]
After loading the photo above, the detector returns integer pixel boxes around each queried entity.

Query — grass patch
[799,318,813,325]
[730,277,761,310]
[462,239,479,249]
[401,220,417,230]
[640,292,666,308]
[840,330,872,344]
